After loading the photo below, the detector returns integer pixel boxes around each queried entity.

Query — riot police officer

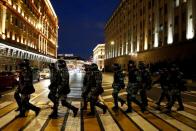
[126,60,145,113]
[139,62,151,109]
[164,64,184,113]
[112,63,126,111]
[18,59,40,117]
[81,64,91,110]
[155,67,170,107]
[14,68,22,111]
[57,60,78,117]
[87,63,107,116]
[48,63,59,118]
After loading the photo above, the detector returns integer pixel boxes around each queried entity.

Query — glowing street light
[110,41,115,45]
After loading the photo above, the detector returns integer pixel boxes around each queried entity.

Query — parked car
[0,71,18,89]
[39,68,50,79]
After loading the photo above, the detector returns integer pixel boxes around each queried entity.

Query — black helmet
[57,59,66,68]
[113,63,121,71]
[84,64,90,71]
[128,60,135,67]
[19,59,30,68]
[91,63,98,71]
[138,61,145,69]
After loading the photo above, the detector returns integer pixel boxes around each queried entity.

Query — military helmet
[138,61,145,69]
[19,59,30,68]
[57,59,66,68]
[91,63,98,71]
[113,63,121,71]
[84,64,90,71]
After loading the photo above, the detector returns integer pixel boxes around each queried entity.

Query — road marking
[83,102,101,131]
[0,101,13,110]
[30,90,48,103]
[2,111,35,130]
[120,104,159,131]
[148,107,195,131]
[105,102,141,131]
[182,92,196,97]
[23,108,52,131]
[44,105,68,131]
[102,92,127,100]
[64,101,81,131]
[148,97,196,111]
[96,106,121,131]
[158,103,196,121]
[104,89,113,92]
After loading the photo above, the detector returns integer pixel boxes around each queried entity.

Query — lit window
[175,0,180,7]
[183,0,187,3]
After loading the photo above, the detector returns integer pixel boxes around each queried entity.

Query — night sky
[50,0,120,59]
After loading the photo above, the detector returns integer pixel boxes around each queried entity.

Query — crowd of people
[14,58,186,119]
[110,60,186,113]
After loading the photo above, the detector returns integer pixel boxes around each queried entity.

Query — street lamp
[110,41,115,58]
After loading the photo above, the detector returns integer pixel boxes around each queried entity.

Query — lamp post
[110,41,115,58]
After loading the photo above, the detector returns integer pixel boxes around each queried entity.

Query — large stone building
[93,44,105,71]
[0,0,58,71]
[105,0,196,71]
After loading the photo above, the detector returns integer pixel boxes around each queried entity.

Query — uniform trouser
[82,95,88,108]
[61,99,77,111]
[112,92,125,108]
[14,88,21,109]
[20,94,39,115]
[90,96,106,114]
[48,91,58,114]
[139,89,148,107]
[127,93,142,110]
[157,90,170,105]
[167,92,184,110]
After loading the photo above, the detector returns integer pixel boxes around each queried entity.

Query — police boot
[62,100,78,117]
[87,101,96,116]
[177,96,184,111]
[112,94,119,111]
[49,108,58,119]
[118,97,125,107]
[96,102,107,114]
[126,94,132,113]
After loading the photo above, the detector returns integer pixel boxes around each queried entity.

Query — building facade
[58,54,86,71]
[0,0,58,71]
[105,0,196,71]
[93,44,105,71]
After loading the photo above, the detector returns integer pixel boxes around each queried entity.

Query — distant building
[105,0,196,71]
[57,54,85,70]
[93,44,105,70]
[0,0,58,71]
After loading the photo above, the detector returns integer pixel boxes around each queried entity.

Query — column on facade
[144,1,148,50]
[167,0,174,44]
[0,5,7,39]
[186,0,195,39]
[154,0,159,47]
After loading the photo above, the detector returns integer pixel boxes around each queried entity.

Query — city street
[0,72,195,131]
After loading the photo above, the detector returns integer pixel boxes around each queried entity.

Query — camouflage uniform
[87,63,107,116]
[18,59,40,117]
[48,63,59,118]
[57,60,78,117]
[139,62,152,108]
[166,65,184,113]
[81,65,91,110]
[14,71,22,111]
[126,60,144,113]
[155,68,170,106]
[112,64,126,110]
